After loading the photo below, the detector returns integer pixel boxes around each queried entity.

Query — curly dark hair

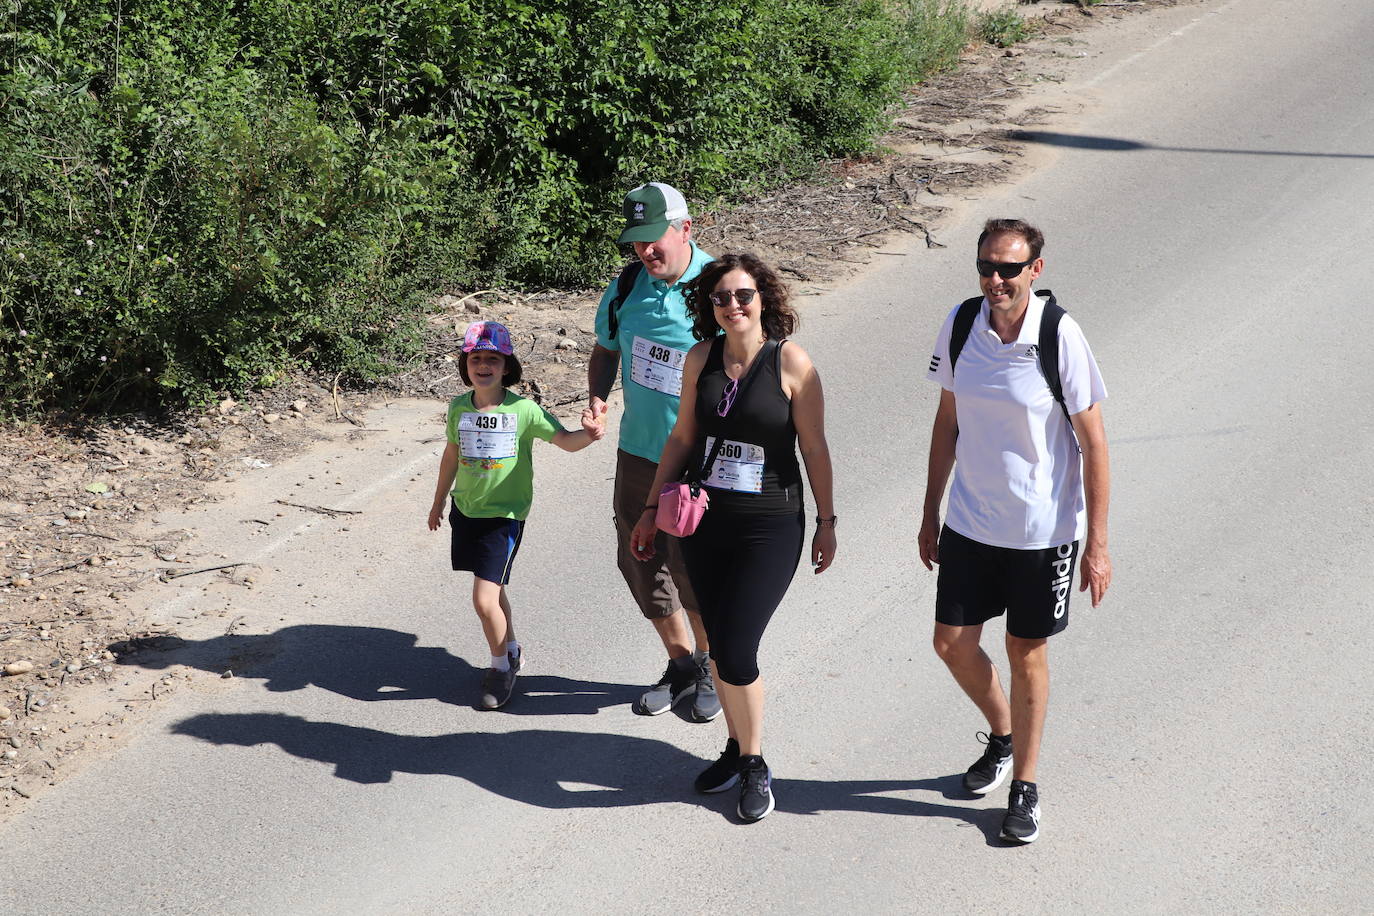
[458,351,523,387]
[684,252,798,342]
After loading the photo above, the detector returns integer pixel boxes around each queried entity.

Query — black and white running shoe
[737,755,775,823]
[963,731,1013,795]
[695,739,741,794]
[1001,779,1041,844]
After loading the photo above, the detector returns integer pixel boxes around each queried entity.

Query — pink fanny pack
[656,482,709,537]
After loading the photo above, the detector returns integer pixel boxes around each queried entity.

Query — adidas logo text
[1051,542,1073,618]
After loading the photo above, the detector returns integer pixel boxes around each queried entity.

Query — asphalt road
[5,0,1372,912]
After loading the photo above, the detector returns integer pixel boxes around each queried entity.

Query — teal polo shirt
[595,243,714,462]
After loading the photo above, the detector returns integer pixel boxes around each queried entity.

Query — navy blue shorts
[449,502,525,585]
[935,526,1077,639]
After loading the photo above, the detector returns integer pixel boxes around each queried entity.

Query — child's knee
[471,580,504,615]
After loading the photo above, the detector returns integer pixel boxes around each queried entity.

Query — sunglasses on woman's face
[709,288,758,308]
[975,258,1035,279]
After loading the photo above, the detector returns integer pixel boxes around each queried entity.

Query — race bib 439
[459,411,518,459]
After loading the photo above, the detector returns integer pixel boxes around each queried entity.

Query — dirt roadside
[0,0,1194,819]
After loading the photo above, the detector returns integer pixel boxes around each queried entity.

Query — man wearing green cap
[584,182,720,723]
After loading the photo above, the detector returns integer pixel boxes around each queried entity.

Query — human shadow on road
[776,774,1006,844]
[1005,129,1374,160]
[114,624,637,715]
[171,711,1005,837]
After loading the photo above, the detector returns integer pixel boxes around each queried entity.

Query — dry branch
[273,499,361,518]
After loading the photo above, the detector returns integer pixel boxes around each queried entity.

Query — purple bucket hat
[462,321,514,356]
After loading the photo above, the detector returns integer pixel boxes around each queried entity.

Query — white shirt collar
[978,289,1045,345]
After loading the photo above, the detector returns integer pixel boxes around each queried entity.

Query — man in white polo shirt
[919,218,1112,844]
[585,182,719,723]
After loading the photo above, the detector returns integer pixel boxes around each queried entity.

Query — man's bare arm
[586,344,619,423]
[918,388,958,571]
[1071,403,1111,607]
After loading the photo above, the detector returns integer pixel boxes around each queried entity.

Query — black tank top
[692,336,802,515]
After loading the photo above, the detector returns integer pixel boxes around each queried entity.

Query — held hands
[811,526,837,574]
[629,508,658,561]
[580,407,605,442]
[582,398,609,436]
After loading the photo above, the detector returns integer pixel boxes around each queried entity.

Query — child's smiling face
[467,350,507,388]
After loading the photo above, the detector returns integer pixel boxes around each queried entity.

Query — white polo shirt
[926,292,1107,550]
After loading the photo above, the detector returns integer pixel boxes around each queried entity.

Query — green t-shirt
[594,243,714,462]
[445,391,562,520]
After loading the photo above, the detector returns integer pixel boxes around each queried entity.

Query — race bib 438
[630,336,687,397]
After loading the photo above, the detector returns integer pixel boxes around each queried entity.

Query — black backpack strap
[947,295,983,375]
[606,261,644,341]
[1035,290,1071,427]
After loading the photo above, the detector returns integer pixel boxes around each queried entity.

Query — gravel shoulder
[0,0,1193,819]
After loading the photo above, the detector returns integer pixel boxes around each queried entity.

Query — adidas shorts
[934,526,1077,639]
[449,502,525,586]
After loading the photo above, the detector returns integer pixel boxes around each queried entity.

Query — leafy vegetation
[1,0,972,414]
[977,8,1032,48]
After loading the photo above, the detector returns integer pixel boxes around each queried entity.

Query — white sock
[490,654,510,672]
[506,640,520,658]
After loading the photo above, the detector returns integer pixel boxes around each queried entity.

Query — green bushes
[1,0,971,414]
[977,8,1031,48]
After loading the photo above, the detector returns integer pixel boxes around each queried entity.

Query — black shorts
[449,502,525,585]
[935,526,1077,639]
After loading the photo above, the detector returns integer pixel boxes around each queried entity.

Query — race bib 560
[703,437,765,494]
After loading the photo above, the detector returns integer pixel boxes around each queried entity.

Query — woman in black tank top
[630,253,837,823]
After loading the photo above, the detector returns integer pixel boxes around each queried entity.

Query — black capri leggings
[680,508,805,686]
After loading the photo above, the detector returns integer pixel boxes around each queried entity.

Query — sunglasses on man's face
[975,258,1035,279]
[708,288,758,308]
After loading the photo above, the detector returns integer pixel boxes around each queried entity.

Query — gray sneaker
[508,645,524,675]
[479,665,516,710]
[690,653,721,722]
[633,655,697,716]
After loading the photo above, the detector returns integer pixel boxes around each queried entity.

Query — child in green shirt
[427,321,604,709]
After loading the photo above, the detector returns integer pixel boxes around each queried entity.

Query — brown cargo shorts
[613,449,699,620]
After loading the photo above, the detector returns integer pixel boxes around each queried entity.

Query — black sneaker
[508,645,523,675]
[1001,780,1041,844]
[963,731,1013,795]
[737,755,774,823]
[632,655,697,716]
[689,654,721,723]
[695,738,741,794]
[479,665,516,710]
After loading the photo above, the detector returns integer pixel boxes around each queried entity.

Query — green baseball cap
[617,182,691,244]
